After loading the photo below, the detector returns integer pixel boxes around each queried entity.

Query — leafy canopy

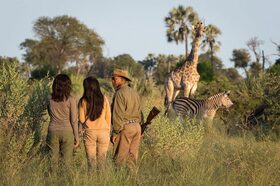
[20,15,104,73]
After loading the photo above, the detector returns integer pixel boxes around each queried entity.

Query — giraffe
[164,22,205,115]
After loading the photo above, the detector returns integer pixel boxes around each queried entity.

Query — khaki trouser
[113,123,141,167]
[83,129,110,171]
[46,130,74,171]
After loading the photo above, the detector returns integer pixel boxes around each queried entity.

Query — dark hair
[51,74,72,102]
[80,77,104,121]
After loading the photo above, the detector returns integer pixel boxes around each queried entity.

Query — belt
[125,119,139,125]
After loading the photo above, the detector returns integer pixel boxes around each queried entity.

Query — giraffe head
[193,21,205,38]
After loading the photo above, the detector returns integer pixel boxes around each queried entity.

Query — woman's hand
[74,140,80,148]
[110,135,117,144]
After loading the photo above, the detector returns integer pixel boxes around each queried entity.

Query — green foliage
[0,60,51,161]
[201,24,222,54]
[1,60,280,185]
[0,61,29,145]
[197,60,214,82]
[20,79,52,156]
[231,48,251,78]
[267,60,280,76]
[20,15,104,73]
[70,74,84,97]
[31,65,56,79]
[152,54,181,85]
[136,78,155,96]
[249,62,262,77]
[70,74,115,99]
[88,54,145,81]
[0,56,20,65]
[165,6,198,55]
[97,78,114,96]
[221,67,242,82]
[88,57,113,78]
[197,76,234,98]
[143,116,204,159]
[112,54,145,80]
[199,52,224,71]
[261,73,280,140]
[222,73,280,140]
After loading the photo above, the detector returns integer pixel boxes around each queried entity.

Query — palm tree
[165,6,198,57]
[201,24,222,70]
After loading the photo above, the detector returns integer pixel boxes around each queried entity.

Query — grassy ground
[0,83,279,186]
[1,130,279,186]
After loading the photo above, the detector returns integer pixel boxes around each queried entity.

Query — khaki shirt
[111,83,141,134]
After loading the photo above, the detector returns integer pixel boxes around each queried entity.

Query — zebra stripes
[172,91,233,121]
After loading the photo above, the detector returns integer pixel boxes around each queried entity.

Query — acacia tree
[230,48,251,79]
[20,15,104,74]
[164,6,198,56]
[112,54,144,80]
[201,24,222,70]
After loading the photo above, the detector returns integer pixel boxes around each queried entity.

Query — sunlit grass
[0,68,279,185]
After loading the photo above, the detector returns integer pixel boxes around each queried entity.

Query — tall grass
[0,64,279,185]
[1,122,279,185]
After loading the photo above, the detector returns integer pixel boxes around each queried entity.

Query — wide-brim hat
[112,69,132,81]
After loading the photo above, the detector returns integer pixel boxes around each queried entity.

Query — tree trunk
[243,67,249,79]
[262,50,265,71]
[210,44,215,72]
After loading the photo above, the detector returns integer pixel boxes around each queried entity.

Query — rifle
[141,106,160,134]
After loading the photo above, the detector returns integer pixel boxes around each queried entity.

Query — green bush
[70,74,84,97]
[31,65,56,79]
[143,116,204,159]
[221,73,280,140]
[0,61,51,165]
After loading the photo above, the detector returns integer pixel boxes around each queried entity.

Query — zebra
[172,91,233,121]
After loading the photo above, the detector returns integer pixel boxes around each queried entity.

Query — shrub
[31,65,56,79]
[0,61,29,146]
[223,73,280,140]
[140,97,205,159]
[0,61,51,164]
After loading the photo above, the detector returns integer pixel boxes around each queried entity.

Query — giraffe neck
[184,35,201,68]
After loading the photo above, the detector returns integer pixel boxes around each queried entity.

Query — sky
[0,0,279,69]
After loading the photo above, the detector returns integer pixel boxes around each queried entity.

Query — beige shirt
[111,83,141,134]
[79,96,111,131]
[47,95,79,142]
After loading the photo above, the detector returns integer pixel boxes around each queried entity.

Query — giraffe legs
[164,79,174,115]
[183,84,192,97]
[189,83,198,98]
[173,90,180,101]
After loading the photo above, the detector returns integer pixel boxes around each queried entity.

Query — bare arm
[70,97,79,144]
[104,96,111,130]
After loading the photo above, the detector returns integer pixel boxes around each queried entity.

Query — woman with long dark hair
[79,77,111,171]
[47,74,79,169]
